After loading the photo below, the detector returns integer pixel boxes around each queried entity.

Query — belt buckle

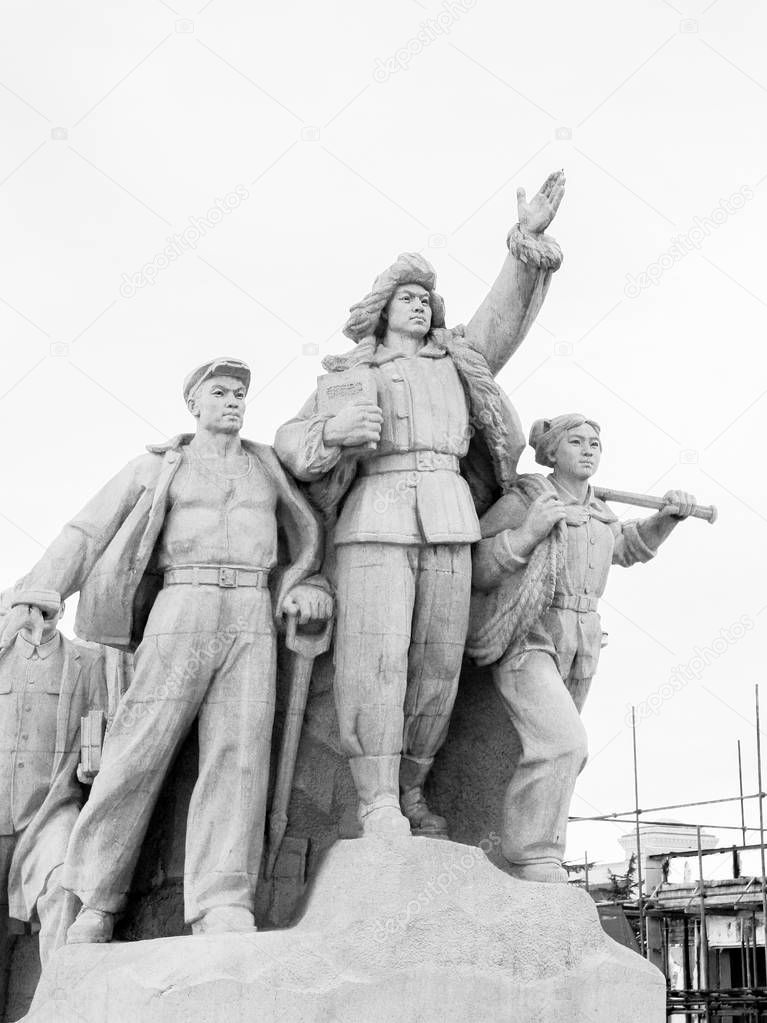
[416,450,434,471]
[218,567,238,588]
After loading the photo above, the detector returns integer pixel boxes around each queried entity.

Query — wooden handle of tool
[593,487,718,524]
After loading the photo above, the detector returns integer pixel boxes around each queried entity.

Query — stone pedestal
[25,838,664,1023]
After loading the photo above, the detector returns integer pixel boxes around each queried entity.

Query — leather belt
[163,565,269,589]
[550,593,599,613]
[359,451,459,475]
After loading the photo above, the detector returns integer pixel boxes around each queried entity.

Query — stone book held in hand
[316,367,378,448]
[80,708,107,779]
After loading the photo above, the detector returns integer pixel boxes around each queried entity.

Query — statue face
[190,374,247,434]
[383,283,432,339]
[554,424,601,479]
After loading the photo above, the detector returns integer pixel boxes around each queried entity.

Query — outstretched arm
[464,170,565,377]
[0,458,150,646]
[613,490,697,566]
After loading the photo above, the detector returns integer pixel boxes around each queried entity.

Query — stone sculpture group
[0,171,701,983]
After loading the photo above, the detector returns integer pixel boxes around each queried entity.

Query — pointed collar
[15,631,62,660]
[548,476,617,523]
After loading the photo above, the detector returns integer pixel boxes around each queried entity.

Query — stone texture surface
[25,837,663,1023]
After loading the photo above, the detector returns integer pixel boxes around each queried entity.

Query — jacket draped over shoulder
[18,435,326,650]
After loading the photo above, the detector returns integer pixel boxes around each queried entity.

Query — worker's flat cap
[183,358,251,402]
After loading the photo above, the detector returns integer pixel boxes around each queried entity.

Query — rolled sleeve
[473,529,529,592]
[611,519,657,567]
[274,393,343,482]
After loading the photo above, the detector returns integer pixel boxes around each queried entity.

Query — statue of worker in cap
[467,413,696,882]
[0,357,332,942]
[275,172,565,838]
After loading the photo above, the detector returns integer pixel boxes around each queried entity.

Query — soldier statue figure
[275,172,565,838]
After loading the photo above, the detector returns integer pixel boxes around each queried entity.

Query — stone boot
[191,906,258,935]
[66,907,114,944]
[399,755,448,837]
[507,862,569,884]
[349,755,411,837]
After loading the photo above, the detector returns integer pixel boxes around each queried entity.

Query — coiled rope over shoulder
[466,474,568,667]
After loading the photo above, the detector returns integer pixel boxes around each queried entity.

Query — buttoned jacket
[4,637,106,921]
[471,476,657,675]
[275,230,564,543]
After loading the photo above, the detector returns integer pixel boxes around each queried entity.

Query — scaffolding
[567,684,767,1022]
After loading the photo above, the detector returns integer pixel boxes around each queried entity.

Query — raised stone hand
[323,401,382,448]
[0,603,44,648]
[516,170,566,235]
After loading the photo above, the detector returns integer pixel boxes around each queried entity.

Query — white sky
[0,0,765,867]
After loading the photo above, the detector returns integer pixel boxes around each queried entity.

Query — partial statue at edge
[0,597,106,990]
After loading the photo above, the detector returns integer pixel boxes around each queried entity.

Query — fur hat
[343,253,446,343]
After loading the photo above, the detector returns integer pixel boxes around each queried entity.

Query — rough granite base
[24,837,664,1023]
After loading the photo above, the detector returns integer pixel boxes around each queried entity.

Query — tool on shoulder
[593,486,717,524]
[265,612,334,879]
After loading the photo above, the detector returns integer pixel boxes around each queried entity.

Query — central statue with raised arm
[275,172,565,837]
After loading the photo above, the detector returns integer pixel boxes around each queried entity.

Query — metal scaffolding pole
[568,791,763,822]
[631,706,646,958]
[755,683,767,983]
[739,738,747,848]
[697,825,709,993]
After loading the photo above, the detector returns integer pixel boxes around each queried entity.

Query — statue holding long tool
[467,413,710,882]
[0,358,333,942]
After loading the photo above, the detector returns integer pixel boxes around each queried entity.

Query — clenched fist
[509,493,569,558]
[659,490,697,519]
[282,585,334,626]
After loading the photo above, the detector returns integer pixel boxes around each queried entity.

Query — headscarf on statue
[529,412,601,467]
[307,252,525,523]
[466,413,601,667]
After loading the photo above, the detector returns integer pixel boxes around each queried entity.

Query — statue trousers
[333,542,471,758]
[492,648,590,868]
[63,585,276,924]
[1,836,77,972]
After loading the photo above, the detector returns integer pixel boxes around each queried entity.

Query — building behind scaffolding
[572,822,767,1019]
